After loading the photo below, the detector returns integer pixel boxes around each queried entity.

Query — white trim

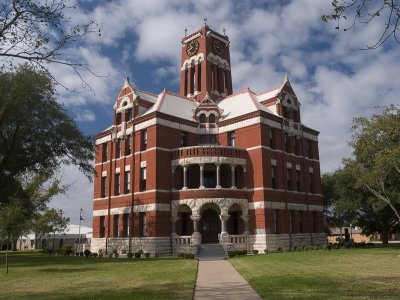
[125,165,130,171]
[101,171,107,177]
[133,189,170,195]
[249,201,323,212]
[172,156,246,167]
[207,32,229,45]
[271,159,277,166]
[93,204,171,216]
[247,187,322,197]
[286,162,292,169]
[182,32,201,44]
[140,161,146,168]
[296,164,301,171]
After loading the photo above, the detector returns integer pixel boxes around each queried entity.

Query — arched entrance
[200,209,221,243]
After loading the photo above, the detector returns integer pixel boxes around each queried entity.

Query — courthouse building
[91,25,325,255]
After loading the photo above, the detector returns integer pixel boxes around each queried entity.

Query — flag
[80,208,85,222]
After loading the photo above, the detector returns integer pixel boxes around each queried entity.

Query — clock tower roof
[179,25,232,102]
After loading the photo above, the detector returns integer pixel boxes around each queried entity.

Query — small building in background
[17,224,92,251]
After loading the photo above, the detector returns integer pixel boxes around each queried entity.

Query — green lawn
[230,247,400,299]
[0,253,197,299]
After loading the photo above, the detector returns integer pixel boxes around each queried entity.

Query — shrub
[108,253,113,258]
[134,252,142,258]
[277,247,283,252]
[121,249,127,254]
[144,252,150,258]
[84,249,91,258]
[127,252,134,258]
[264,249,269,254]
[79,251,84,257]
[227,250,247,257]
[326,244,333,251]
[92,253,98,258]
[252,250,259,255]
[177,253,194,259]
[112,249,118,255]
[115,252,119,258]
[62,246,73,256]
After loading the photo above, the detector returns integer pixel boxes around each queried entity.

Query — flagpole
[78,210,82,254]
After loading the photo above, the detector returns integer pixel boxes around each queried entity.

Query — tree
[0,65,94,208]
[31,208,69,249]
[322,167,399,244]
[0,202,28,273]
[322,0,400,49]
[346,104,400,224]
[0,0,100,89]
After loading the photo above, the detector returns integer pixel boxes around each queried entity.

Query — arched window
[199,113,206,123]
[209,113,216,123]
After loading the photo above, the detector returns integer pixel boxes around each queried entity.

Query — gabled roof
[256,75,294,103]
[141,90,198,121]
[217,89,275,121]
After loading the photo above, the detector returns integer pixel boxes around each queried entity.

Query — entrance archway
[200,209,220,243]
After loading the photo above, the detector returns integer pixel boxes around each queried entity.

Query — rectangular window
[299,211,303,233]
[289,211,294,233]
[284,133,289,152]
[199,135,206,145]
[140,167,146,191]
[115,173,120,195]
[101,177,107,198]
[294,139,298,155]
[139,212,146,237]
[113,214,119,237]
[269,128,275,149]
[124,171,130,193]
[116,139,121,158]
[116,113,122,125]
[274,209,279,234]
[296,170,301,192]
[312,211,317,233]
[102,144,108,162]
[309,172,314,193]
[100,216,105,238]
[125,109,132,122]
[287,169,291,190]
[180,131,188,147]
[141,129,147,151]
[210,134,217,144]
[228,131,236,147]
[271,166,277,189]
[122,213,129,237]
[308,140,313,158]
[125,136,131,156]
[283,106,288,119]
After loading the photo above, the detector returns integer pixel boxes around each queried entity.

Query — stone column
[216,163,221,189]
[231,165,236,189]
[220,214,230,243]
[199,164,205,189]
[241,215,249,235]
[183,165,188,190]
[190,215,201,245]
[171,216,179,235]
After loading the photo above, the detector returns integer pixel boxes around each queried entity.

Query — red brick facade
[91,26,325,255]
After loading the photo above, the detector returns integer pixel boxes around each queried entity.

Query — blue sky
[47,0,400,225]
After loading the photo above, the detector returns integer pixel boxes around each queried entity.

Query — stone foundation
[248,232,327,252]
[91,237,172,256]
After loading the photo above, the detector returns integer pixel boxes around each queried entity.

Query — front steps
[197,243,226,260]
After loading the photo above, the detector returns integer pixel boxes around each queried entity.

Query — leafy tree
[322,0,400,49]
[346,105,400,224]
[0,202,28,273]
[31,208,69,249]
[0,0,100,89]
[0,65,94,208]
[322,167,399,244]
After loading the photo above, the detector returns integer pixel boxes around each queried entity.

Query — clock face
[186,39,199,56]
[213,40,224,56]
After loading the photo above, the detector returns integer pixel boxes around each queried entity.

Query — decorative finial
[223,28,226,36]
[184,28,187,36]
[204,18,207,26]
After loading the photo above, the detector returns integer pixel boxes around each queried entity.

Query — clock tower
[179,25,233,102]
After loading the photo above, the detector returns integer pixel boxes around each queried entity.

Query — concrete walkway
[194,259,262,300]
